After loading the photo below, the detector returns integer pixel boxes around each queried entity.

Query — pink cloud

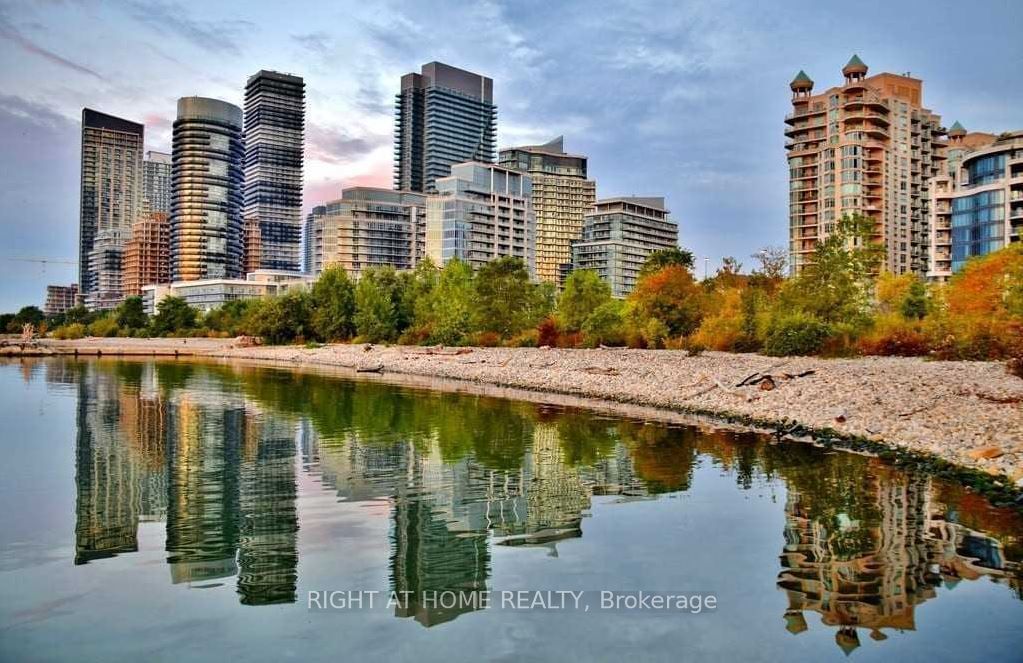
[303,163,393,210]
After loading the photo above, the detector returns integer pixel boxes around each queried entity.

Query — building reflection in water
[776,453,1021,653]
[67,361,1021,634]
[73,363,298,605]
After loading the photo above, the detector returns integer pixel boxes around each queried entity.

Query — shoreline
[6,337,1023,491]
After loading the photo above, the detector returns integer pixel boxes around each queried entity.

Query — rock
[834,409,848,423]
[966,446,1004,460]
[759,376,776,391]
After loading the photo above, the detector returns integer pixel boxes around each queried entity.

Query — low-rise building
[142,270,313,315]
[571,197,678,297]
[44,284,79,316]
[425,162,535,273]
[309,187,426,278]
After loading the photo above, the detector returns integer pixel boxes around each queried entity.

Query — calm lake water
[1,359,1021,662]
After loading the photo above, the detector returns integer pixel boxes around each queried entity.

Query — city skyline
[1,0,1021,310]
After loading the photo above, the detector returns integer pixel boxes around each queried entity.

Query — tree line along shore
[3,215,1021,372]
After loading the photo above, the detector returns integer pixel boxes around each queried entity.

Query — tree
[355,271,398,342]
[246,291,313,344]
[13,306,44,329]
[420,259,473,345]
[468,254,536,333]
[628,265,705,337]
[639,246,695,277]
[472,257,545,338]
[310,266,356,341]
[581,299,626,346]
[115,296,147,330]
[402,258,439,339]
[558,270,611,331]
[63,305,94,326]
[0,313,13,333]
[777,214,882,325]
[149,296,197,336]
[204,299,253,336]
[751,246,788,280]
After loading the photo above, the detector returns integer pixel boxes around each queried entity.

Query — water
[1,359,1020,662]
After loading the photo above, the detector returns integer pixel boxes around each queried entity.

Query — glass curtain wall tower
[170,97,245,281]
[243,70,306,272]
[394,62,496,193]
[78,109,144,309]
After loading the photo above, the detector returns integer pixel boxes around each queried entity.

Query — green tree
[420,259,473,345]
[246,291,313,344]
[0,313,14,333]
[203,299,253,336]
[355,271,398,342]
[471,257,546,338]
[403,258,439,337]
[558,269,611,331]
[150,296,197,336]
[581,299,626,346]
[639,246,695,277]
[900,279,928,320]
[13,305,44,329]
[777,214,882,325]
[63,305,94,326]
[115,296,147,330]
[310,266,356,341]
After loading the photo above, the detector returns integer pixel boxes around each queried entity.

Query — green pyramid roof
[950,120,966,132]
[845,54,867,69]
[790,70,813,86]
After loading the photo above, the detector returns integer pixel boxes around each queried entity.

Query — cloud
[122,1,253,55]
[305,122,389,165]
[0,95,79,310]
[0,9,104,80]
[303,170,391,208]
[291,31,331,58]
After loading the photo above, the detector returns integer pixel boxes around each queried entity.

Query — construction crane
[1,257,78,265]
[1,256,78,278]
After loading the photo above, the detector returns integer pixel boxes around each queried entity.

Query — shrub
[86,317,120,338]
[469,331,502,347]
[537,317,560,347]
[856,315,930,356]
[53,323,86,340]
[557,331,583,348]
[641,318,670,349]
[680,337,706,356]
[763,313,833,356]
[506,329,539,347]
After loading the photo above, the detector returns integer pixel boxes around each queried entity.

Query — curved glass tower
[170,97,244,281]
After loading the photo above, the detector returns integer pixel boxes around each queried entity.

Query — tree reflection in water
[65,360,1021,641]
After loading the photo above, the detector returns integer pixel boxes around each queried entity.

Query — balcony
[784,106,827,124]
[843,95,888,110]
[844,110,890,125]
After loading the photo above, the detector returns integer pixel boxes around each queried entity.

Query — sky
[0,0,1020,311]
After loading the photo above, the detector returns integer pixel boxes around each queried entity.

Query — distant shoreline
[4,337,1022,494]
